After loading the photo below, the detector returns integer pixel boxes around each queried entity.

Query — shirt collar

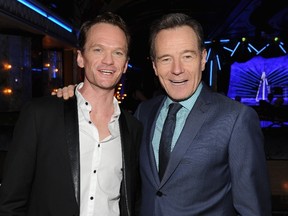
[75,82,121,120]
[165,82,203,112]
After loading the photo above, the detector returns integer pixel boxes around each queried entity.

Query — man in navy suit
[53,12,272,216]
[133,13,271,215]
[0,12,142,216]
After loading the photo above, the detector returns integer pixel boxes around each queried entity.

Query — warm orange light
[114,83,126,103]
[3,88,12,95]
[54,68,59,72]
[3,64,12,70]
[52,88,58,93]
[283,181,288,191]
[44,63,50,67]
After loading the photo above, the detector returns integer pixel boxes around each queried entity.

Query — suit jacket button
[156,191,163,196]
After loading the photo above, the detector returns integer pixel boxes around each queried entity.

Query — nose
[102,52,114,65]
[171,58,183,75]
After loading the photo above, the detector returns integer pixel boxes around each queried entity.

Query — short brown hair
[78,12,131,55]
[149,13,205,60]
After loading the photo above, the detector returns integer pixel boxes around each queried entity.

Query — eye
[93,48,102,53]
[113,51,125,57]
[182,53,196,62]
[159,57,172,65]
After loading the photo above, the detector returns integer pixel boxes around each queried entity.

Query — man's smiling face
[152,26,207,101]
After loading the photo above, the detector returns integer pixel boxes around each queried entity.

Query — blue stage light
[230,42,240,57]
[17,0,46,17]
[206,48,211,60]
[216,54,221,71]
[17,0,72,32]
[256,44,269,55]
[47,16,72,32]
[209,60,213,86]
[219,39,230,43]
[279,44,287,54]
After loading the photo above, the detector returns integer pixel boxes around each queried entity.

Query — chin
[168,94,189,102]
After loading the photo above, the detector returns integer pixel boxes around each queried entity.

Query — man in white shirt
[0,12,142,216]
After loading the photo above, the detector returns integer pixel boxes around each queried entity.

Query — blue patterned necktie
[159,102,182,180]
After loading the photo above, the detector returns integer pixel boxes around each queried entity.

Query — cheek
[117,59,128,70]
[153,64,169,78]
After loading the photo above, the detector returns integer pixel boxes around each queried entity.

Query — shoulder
[120,108,142,127]
[201,85,257,115]
[137,95,165,111]
[21,95,76,114]
[119,109,143,138]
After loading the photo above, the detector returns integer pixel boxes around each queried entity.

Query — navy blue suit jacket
[134,83,271,216]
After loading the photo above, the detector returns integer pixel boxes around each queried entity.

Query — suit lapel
[119,110,130,171]
[147,98,166,184]
[64,98,80,206]
[161,85,212,184]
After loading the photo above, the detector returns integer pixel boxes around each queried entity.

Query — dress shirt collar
[164,82,203,111]
[75,82,121,138]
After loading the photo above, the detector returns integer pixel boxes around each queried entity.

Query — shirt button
[90,196,94,200]
[98,144,100,147]
[88,121,92,124]
[93,170,96,173]
[85,102,88,105]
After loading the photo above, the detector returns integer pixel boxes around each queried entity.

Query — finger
[68,85,76,97]
[62,87,70,100]
[56,88,63,98]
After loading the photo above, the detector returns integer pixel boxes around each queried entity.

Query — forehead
[85,23,127,48]
[154,26,199,54]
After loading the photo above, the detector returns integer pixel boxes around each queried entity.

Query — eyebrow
[87,43,127,52]
[156,54,170,60]
[156,49,198,59]
[181,49,198,55]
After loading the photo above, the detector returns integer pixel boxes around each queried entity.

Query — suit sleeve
[229,106,271,215]
[0,102,37,215]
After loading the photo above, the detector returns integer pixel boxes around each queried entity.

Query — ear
[201,49,207,71]
[152,61,159,76]
[122,59,129,74]
[77,50,84,68]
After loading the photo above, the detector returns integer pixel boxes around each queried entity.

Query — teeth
[100,69,113,74]
[172,81,183,83]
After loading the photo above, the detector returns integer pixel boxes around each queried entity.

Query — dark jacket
[0,95,142,216]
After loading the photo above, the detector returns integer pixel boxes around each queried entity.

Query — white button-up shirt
[76,83,122,216]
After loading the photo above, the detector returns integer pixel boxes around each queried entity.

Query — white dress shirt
[75,83,122,216]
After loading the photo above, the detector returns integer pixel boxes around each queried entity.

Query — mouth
[170,80,187,85]
[99,69,114,74]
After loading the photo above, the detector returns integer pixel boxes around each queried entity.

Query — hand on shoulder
[51,84,77,100]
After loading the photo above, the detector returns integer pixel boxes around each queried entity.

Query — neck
[79,83,115,111]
